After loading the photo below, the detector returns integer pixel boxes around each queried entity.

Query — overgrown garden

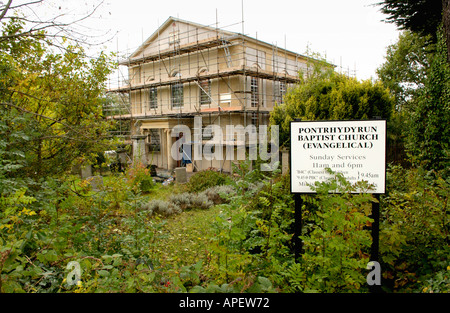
[0,0,448,293]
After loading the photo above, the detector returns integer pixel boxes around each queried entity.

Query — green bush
[380,165,449,292]
[186,170,232,193]
[283,169,374,293]
[142,199,182,217]
[141,185,236,217]
[125,163,154,194]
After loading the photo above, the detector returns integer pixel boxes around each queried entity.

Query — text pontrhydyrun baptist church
[297,125,380,149]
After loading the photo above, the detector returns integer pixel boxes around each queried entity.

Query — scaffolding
[105,16,312,171]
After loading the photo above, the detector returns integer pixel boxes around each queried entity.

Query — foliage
[142,199,182,217]
[376,30,433,111]
[283,169,374,293]
[376,30,434,166]
[1,159,447,293]
[125,163,154,194]
[141,185,234,217]
[0,17,116,178]
[270,66,395,148]
[186,170,232,193]
[420,267,450,293]
[405,27,450,173]
[205,162,280,292]
[380,165,449,292]
[0,106,33,194]
[376,0,443,44]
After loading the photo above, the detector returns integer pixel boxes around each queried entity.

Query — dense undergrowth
[0,160,448,293]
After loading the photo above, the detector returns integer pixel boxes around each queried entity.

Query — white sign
[290,120,386,194]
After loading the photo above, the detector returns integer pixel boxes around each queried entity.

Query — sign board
[290,120,386,194]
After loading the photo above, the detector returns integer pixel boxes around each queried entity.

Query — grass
[153,203,221,269]
[138,181,220,274]
[75,174,222,281]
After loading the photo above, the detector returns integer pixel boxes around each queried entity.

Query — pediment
[128,17,235,61]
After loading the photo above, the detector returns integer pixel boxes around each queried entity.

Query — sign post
[293,193,303,261]
[290,120,386,270]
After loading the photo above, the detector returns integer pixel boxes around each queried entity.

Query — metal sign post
[293,193,303,261]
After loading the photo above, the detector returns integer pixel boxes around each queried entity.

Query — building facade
[109,17,311,172]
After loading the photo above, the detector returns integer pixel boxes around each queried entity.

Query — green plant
[380,165,449,291]
[142,199,182,217]
[200,185,235,205]
[284,169,374,293]
[125,163,154,194]
[207,160,291,289]
[186,170,232,193]
[270,59,395,149]
[420,266,450,293]
[405,27,450,174]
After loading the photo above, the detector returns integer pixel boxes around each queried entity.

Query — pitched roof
[128,16,237,60]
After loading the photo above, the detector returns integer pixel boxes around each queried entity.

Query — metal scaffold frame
[104,16,318,172]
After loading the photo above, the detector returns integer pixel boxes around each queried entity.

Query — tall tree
[0,14,115,179]
[406,28,450,173]
[376,31,432,111]
[270,65,394,149]
[377,0,450,61]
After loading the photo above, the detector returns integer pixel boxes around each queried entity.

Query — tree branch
[0,0,13,21]
[0,0,110,47]
[8,0,43,10]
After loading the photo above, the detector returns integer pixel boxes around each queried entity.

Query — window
[202,125,213,140]
[274,81,286,104]
[147,129,161,152]
[171,70,183,108]
[149,87,157,109]
[199,79,211,106]
[251,77,259,107]
[203,144,215,160]
[251,112,258,133]
[171,82,183,108]
[171,70,182,78]
[279,81,286,103]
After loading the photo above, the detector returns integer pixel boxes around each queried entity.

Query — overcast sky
[19,0,400,81]
[93,0,400,81]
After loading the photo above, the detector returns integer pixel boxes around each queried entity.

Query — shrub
[169,193,192,211]
[186,170,232,193]
[282,170,374,293]
[142,199,182,217]
[200,185,235,204]
[189,193,213,210]
[125,163,154,194]
[380,165,449,291]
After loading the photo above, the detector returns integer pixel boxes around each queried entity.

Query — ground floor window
[251,77,259,107]
[147,129,161,152]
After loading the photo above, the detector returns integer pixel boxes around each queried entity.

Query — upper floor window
[171,83,183,108]
[171,70,183,108]
[199,79,211,106]
[171,69,182,78]
[149,87,157,109]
